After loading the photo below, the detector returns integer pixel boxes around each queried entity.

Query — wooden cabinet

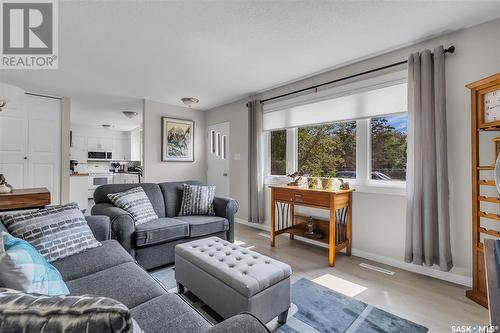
[0,187,50,211]
[466,73,500,308]
[269,185,353,267]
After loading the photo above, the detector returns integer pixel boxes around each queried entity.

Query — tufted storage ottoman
[175,237,292,324]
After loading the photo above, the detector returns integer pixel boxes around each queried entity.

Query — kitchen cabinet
[70,175,89,211]
[113,138,131,161]
[113,173,140,184]
[130,129,142,162]
[87,137,113,151]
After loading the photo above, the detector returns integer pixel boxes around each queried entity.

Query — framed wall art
[161,117,194,162]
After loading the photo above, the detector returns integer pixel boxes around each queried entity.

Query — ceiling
[70,96,142,131]
[1,0,500,112]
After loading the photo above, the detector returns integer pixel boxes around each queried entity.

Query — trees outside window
[270,129,286,175]
[370,114,407,181]
[297,121,356,178]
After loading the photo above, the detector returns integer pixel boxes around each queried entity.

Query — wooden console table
[269,184,353,267]
[0,187,51,211]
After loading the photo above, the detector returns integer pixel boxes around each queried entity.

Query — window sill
[351,182,406,196]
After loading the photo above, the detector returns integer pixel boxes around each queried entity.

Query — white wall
[206,18,500,279]
[143,99,207,183]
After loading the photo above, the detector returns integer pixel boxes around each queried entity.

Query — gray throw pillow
[0,288,135,333]
[2,202,101,262]
[107,187,158,225]
[178,184,216,216]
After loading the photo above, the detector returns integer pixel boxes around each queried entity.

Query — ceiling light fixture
[181,97,199,108]
[122,111,139,119]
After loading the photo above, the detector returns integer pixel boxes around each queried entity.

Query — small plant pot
[321,178,334,190]
[308,177,319,189]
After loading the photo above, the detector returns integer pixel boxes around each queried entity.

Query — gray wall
[143,99,207,183]
[206,18,500,278]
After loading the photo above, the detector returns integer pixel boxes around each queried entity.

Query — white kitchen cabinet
[87,137,113,151]
[70,175,88,211]
[113,173,139,184]
[130,129,142,162]
[112,138,130,161]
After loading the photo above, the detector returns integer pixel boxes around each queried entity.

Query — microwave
[88,151,113,161]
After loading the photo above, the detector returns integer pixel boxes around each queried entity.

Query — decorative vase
[321,178,334,190]
[308,177,319,189]
[0,184,11,194]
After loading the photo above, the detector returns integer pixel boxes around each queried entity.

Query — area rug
[276,278,428,333]
[150,267,428,333]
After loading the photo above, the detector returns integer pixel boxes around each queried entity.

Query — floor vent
[359,263,395,275]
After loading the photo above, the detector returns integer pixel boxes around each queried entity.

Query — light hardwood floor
[234,223,488,333]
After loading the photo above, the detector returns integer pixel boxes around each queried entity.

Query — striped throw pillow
[107,187,158,225]
[2,203,101,263]
[0,288,134,333]
[178,184,216,216]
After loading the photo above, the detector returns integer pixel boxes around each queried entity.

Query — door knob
[223,173,228,176]
[23,156,27,160]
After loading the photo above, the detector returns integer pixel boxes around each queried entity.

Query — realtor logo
[0,0,58,69]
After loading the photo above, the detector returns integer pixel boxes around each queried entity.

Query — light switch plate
[233,153,241,161]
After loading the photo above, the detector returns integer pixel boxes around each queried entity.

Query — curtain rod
[247,45,455,107]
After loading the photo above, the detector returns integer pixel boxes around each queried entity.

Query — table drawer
[274,188,330,208]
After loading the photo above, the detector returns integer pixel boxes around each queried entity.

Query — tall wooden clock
[466,73,500,307]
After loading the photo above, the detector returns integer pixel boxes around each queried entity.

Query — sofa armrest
[91,203,136,255]
[213,196,239,243]
[84,215,111,241]
[206,313,270,333]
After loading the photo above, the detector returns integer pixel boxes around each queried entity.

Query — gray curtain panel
[248,100,264,223]
[405,46,452,271]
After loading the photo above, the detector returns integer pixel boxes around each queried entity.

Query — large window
[370,114,407,181]
[297,121,356,178]
[264,73,408,193]
[270,130,287,175]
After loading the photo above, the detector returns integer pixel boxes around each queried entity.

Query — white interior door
[26,95,61,204]
[0,94,61,204]
[207,122,229,197]
[0,98,28,189]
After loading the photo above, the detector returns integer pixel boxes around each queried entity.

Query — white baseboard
[351,248,472,287]
[235,218,270,231]
[234,218,472,287]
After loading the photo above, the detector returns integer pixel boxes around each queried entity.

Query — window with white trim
[264,71,408,193]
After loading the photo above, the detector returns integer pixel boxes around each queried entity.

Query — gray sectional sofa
[0,215,269,333]
[91,181,239,270]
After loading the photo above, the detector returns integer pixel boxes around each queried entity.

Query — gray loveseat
[0,215,268,333]
[91,181,239,270]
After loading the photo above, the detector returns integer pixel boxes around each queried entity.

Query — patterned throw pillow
[0,288,134,333]
[107,187,158,225]
[178,184,216,216]
[2,203,101,262]
[0,232,69,296]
